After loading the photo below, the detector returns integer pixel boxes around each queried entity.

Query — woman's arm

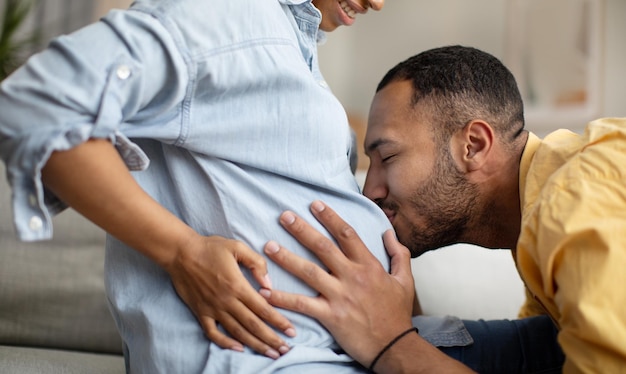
[41,138,295,357]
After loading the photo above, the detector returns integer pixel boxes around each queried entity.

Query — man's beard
[404,150,478,257]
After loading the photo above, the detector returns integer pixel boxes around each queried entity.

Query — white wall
[602,0,626,118]
[319,0,626,135]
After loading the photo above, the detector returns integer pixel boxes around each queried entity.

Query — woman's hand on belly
[166,234,296,359]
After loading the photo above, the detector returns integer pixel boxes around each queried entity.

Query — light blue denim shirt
[0,0,396,372]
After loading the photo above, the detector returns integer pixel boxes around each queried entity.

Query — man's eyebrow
[365,138,396,156]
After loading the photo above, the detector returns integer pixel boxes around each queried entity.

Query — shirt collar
[518,131,541,208]
[280,0,326,42]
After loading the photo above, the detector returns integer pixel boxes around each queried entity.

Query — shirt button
[319,80,328,88]
[29,216,43,231]
[29,194,38,207]
[116,65,131,80]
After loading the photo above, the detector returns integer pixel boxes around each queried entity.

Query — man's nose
[362,169,387,202]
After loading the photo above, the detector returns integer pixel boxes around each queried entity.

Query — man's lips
[382,209,395,223]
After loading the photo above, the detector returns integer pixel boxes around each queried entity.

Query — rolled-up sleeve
[0,8,188,241]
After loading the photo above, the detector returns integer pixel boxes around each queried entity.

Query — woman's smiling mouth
[339,0,358,19]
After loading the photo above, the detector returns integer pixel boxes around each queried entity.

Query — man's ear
[452,120,494,172]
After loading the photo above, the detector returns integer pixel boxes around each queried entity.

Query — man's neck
[466,154,523,249]
[477,182,522,249]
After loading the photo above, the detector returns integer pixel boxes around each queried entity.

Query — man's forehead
[368,86,407,129]
[371,80,414,111]
[367,81,424,130]
[365,83,435,153]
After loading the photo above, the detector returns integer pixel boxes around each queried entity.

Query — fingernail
[280,211,296,225]
[231,344,244,352]
[259,288,271,298]
[311,200,325,213]
[284,327,296,337]
[265,348,280,359]
[264,274,273,289]
[278,345,290,354]
[265,241,280,254]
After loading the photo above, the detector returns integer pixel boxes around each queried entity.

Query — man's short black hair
[377,45,525,145]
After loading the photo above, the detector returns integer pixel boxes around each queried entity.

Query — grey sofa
[0,162,125,373]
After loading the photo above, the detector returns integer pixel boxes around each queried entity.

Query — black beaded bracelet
[368,327,419,373]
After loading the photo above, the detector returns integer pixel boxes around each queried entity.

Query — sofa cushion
[0,163,123,354]
[0,345,124,374]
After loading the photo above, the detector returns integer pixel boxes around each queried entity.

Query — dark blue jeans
[440,315,565,373]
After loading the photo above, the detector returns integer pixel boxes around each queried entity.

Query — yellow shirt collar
[518,132,541,209]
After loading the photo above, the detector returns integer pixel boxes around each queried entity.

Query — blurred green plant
[0,0,39,80]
